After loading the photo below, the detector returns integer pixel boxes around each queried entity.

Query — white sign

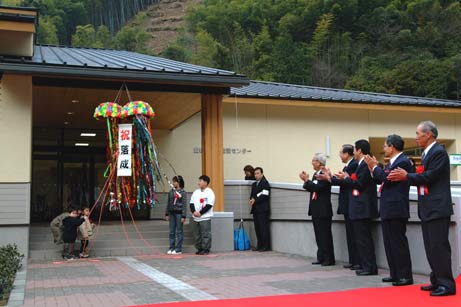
[117,124,132,176]
[450,154,461,166]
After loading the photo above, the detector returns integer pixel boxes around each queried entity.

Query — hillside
[142,0,201,54]
[6,0,461,100]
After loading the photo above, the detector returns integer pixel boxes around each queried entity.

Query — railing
[224,180,461,276]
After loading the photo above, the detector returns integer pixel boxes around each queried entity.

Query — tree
[37,16,59,45]
[114,25,151,53]
[190,30,220,68]
[96,25,113,49]
[71,24,97,48]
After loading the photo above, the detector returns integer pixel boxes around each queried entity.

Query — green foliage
[6,0,461,99]
[0,244,24,301]
[114,23,151,53]
[0,0,22,6]
[37,16,59,45]
[159,0,461,99]
[15,0,158,46]
[72,24,97,48]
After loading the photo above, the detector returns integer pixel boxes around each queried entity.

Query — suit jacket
[250,177,271,214]
[341,160,379,220]
[303,172,333,217]
[407,142,453,221]
[373,153,413,220]
[332,159,358,216]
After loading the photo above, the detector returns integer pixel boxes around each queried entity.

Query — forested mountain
[0,0,159,48]
[163,0,461,99]
[2,0,461,99]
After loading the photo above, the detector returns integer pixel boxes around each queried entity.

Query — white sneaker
[172,251,182,255]
[167,250,173,255]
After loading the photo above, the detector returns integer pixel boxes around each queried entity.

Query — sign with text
[193,147,252,155]
[117,124,132,176]
[450,154,461,166]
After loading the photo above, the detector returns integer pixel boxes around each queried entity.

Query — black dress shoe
[356,270,378,276]
[392,278,414,286]
[420,284,437,291]
[195,250,203,255]
[312,261,322,265]
[350,265,362,270]
[251,247,259,251]
[321,262,336,267]
[258,248,270,252]
[382,277,395,283]
[343,263,353,269]
[430,286,456,297]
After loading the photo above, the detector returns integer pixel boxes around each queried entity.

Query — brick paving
[19,251,429,307]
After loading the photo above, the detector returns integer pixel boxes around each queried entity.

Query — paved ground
[20,251,428,307]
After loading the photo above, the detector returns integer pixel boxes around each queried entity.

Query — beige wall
[0,74,33,183]
[153,101,461,186]
[152,113,202,192]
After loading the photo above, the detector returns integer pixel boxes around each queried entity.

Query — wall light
[75,143,89,147]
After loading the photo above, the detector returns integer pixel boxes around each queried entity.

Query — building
[1,5,460,275]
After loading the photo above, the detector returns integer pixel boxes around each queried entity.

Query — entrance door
[31,128,150,222]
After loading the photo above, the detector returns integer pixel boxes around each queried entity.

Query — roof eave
[0,62,250,88]
[229,94,461,109]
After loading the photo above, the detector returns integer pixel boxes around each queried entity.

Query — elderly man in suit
[320,140,379,275]
[365,134,414,286]
[300,153,335,266]
[388,121,456,296]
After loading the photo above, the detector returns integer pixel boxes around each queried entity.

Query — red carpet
[126,276,460,307]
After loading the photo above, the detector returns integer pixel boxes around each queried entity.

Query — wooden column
[201,94,224,211]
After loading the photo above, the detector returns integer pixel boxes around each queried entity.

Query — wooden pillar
[201,94,224,211]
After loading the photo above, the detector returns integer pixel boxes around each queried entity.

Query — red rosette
[200,198,204,203]
[416,165,428,195]
[350,173,358,181]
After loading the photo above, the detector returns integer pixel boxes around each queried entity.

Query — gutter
[0,62,250,88]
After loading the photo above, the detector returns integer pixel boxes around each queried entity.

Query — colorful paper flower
[93,102,123,119]
[122,101,155,118]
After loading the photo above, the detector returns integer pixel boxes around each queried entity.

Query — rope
[127,204,160,254]
[85,179,110,255]
[117,200,144,256]
[234,94,244,222]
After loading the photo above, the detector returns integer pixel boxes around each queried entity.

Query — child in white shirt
[190,175,215,255]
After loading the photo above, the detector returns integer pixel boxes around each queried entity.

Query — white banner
[117,124,132,177]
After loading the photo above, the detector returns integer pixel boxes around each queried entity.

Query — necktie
[421,151,426,161]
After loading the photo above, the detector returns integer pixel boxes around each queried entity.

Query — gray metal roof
[231,80,461,108]
[0,45,248,87]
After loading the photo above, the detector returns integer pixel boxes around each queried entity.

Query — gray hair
[418,121,438,139]
[313,153,327,166]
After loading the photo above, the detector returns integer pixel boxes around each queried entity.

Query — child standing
[62,208,85,260]
[190,175,215,255]
[165,176,188,255]
[78,207,95,258]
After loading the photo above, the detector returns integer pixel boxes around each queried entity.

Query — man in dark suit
[249,167,271,251]
[365,134,414,286]
[300,153,335,266]
[322,139,378,275]
[388,121,456,296]
[333,144,359,269]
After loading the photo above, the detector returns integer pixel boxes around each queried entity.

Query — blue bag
[234,221,250,251]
